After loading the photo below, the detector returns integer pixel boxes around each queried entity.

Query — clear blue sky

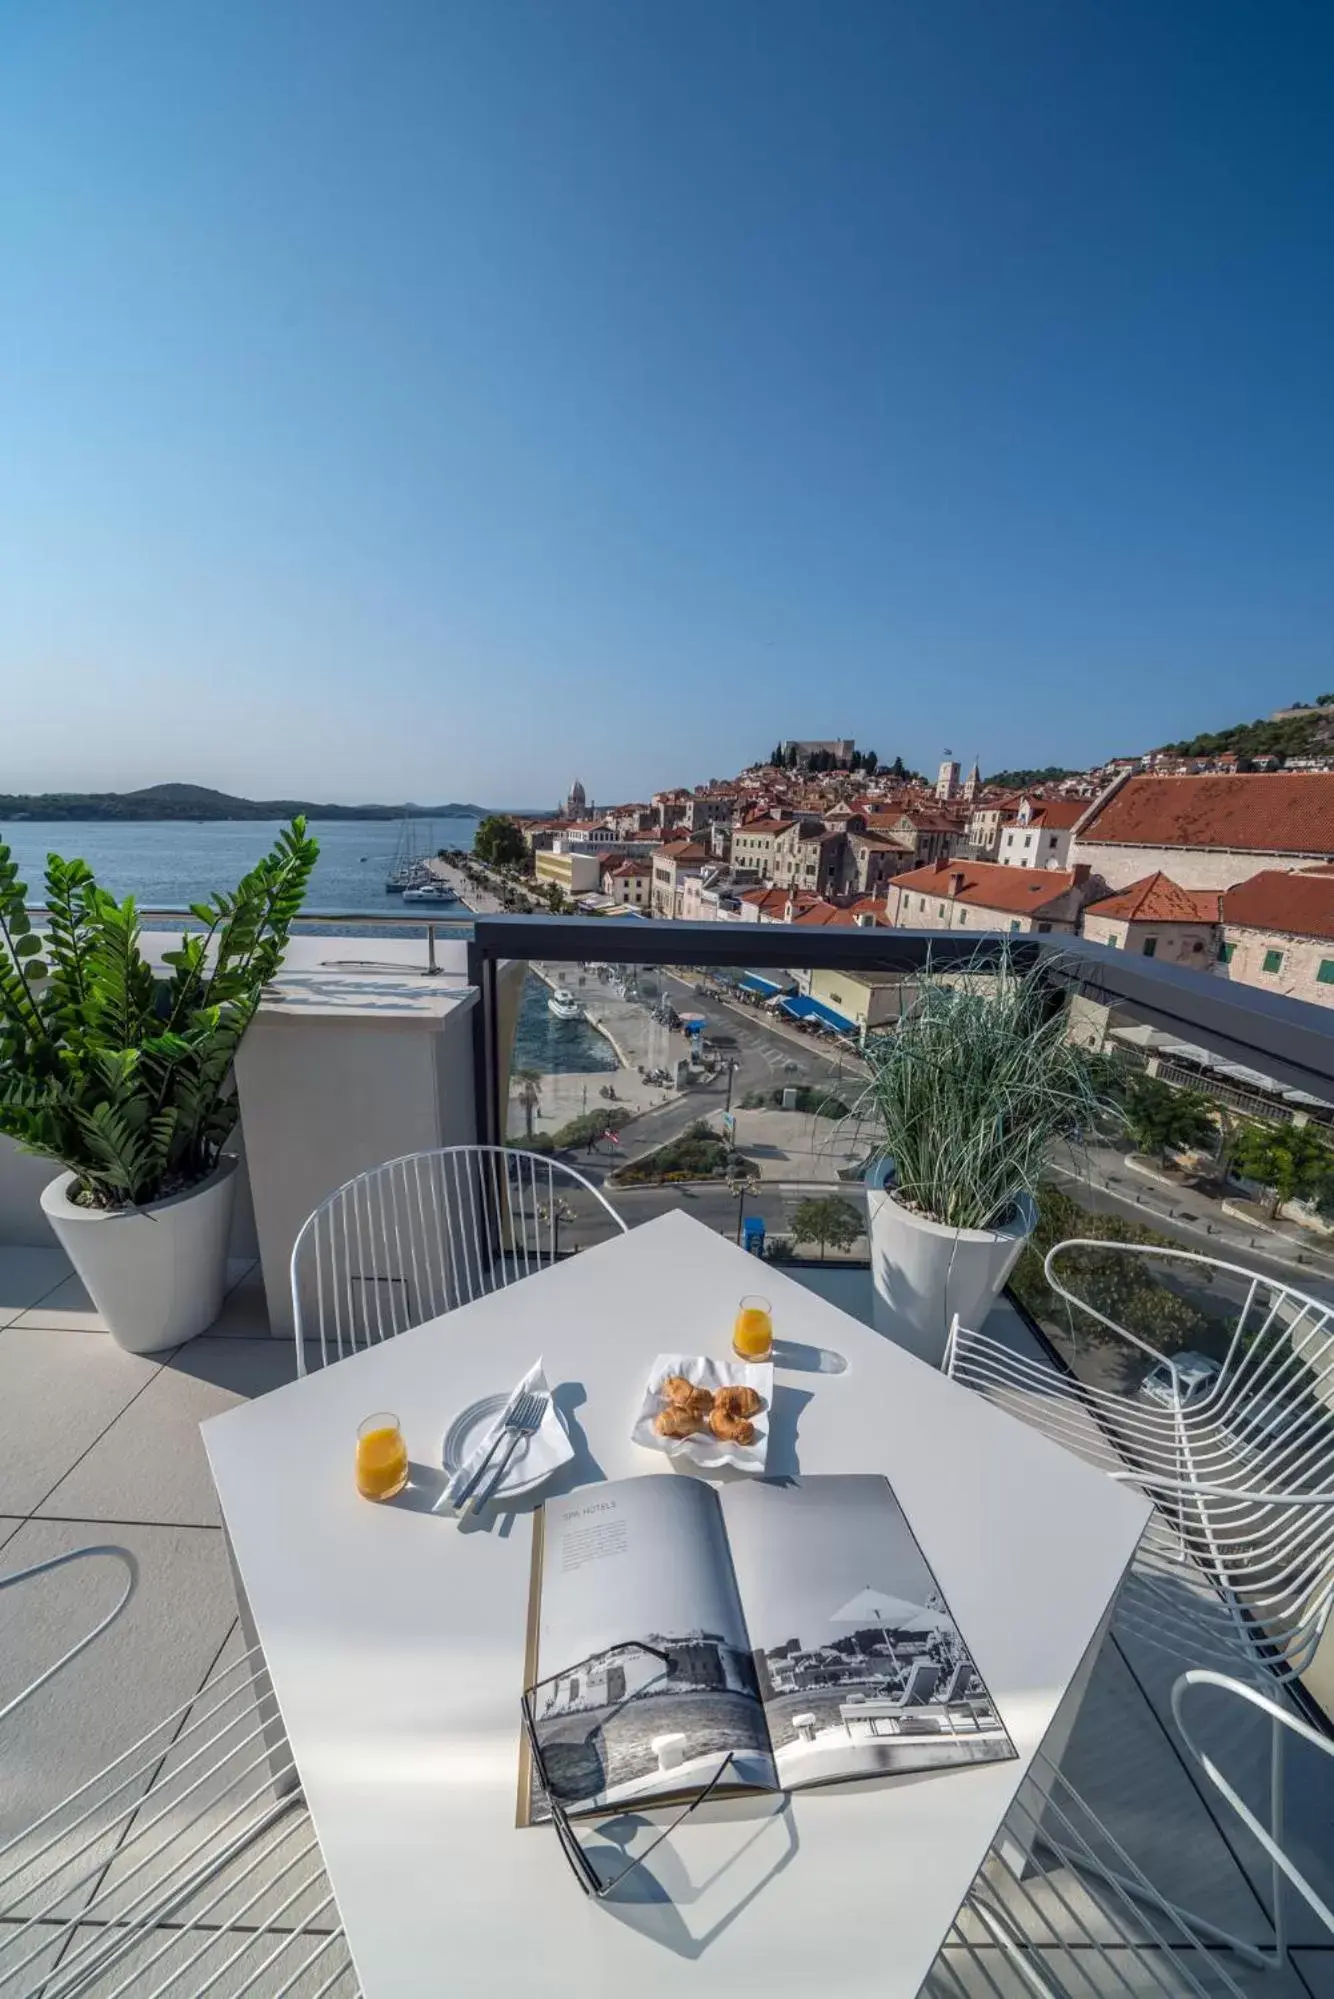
[3,1,1331,807]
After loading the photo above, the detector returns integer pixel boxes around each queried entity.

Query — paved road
[1051,1148,1334,1295]
[550,1172,864,1256]
[583,968,860,1165]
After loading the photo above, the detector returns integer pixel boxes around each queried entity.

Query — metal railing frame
[463,914,1334,1148]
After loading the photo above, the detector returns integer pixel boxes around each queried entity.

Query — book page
[718,1475,1015,1792]
[527,1475,775,1819]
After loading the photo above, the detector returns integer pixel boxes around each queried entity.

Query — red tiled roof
[794,896,885,928]
[848,828,912,851]
[1019,798,1084,829]
[1079,775,1334,856]
[606,859,650,878]
[1084,872,1221,924]
[658,841,708,862]
[899,812,959,833]
[889,859,1079,916]
[1222,871,1334,943]
[735,817,789,835]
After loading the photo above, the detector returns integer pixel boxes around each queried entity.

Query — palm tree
[512,1068,542,1142]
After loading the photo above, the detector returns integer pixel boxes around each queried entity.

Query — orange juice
[356,1413,409,1500]
[733,1295,773,1361]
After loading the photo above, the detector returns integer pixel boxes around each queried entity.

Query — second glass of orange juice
[733,1295,773,1361]
[356,1412,409,1500]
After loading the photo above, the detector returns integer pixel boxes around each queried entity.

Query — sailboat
[384,817,437,892]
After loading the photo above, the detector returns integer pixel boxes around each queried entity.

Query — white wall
[999,824,1073,869]
[1221,925,1334,1010]
[1070,841,1323,891]
[1081,913,1217,969]
[236,976,479,1339]
[885,885,1077,934]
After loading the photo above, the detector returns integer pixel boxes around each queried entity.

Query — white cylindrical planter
[865,1162,1036,1369]
[40,1156,238,1355]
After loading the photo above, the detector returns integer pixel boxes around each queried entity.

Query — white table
[203,1212,1150,1999]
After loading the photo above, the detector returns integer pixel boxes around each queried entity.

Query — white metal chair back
[945,1239,1334,1683]
[944,1666,1334,1996]
[0,1547,355,1996]
[291,1144,629,1372]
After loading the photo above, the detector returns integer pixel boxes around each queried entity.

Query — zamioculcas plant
[0,819,319,1208]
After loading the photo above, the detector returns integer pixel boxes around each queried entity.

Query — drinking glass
[732,1295,773,1361]
[356,1412,409,1500]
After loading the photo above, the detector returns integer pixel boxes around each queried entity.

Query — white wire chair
[290,1144,629,1373]
[0,1546,356,1997]
[945,1240,1334,1684]
[939,1667,1334,1997]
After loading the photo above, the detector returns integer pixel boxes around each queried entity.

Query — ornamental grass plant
[847,946,1120,1232]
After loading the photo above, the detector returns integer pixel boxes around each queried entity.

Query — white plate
[442,1393,569,1501]
[631,1352,773,1473]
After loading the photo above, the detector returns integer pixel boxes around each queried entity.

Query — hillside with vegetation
[0,783,489,823]
[983,765,1079,788]
[1158,699,1334,762]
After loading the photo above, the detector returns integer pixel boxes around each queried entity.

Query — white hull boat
[547,988,585,1021]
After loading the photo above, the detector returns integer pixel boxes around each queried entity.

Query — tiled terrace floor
[1,1247,1331,1996]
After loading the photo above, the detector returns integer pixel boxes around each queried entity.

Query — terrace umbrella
[830,1587,952,1631]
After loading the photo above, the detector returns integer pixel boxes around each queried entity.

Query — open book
[519,1473,1014,1824]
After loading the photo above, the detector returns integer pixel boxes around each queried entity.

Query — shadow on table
[771,1338,848,1376]
[593,1792,799,1957]
[762,1385,812,1480]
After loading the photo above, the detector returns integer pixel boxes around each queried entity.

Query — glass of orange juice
[733,1295,773,1362]
[356,1412,409,1501]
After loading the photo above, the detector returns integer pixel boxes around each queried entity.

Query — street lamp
[726,1165,761,1246]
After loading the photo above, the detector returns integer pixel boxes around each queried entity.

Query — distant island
[0,783,492,824]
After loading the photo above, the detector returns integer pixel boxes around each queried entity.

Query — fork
[459,1392,548,1517]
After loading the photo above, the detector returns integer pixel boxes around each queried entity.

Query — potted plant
[848,949,1117,1366]
[0,820,318,1354]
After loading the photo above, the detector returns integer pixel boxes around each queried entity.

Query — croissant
[660,1375,696,1406]
[655,1406,701,1438]
[685,1386,715,1422]
[708,1407,756,1446]
[715,1385,764,1420]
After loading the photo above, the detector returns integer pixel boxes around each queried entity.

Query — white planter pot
[865,1162,1036,1369]
[40,1157,238,1355]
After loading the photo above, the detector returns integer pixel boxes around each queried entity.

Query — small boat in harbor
[402,880,457,903]
[547,988,585,1022]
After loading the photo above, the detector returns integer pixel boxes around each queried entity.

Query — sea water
[0,814,615,1074]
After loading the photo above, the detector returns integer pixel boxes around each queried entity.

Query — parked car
[1139,1351,1220,1410]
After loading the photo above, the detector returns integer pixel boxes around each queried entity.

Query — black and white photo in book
[717,1475,1015,1790]
[521,1472,1014,1825]
[524,1476,774,1823]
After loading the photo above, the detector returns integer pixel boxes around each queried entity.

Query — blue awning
[740,972,793,997]
[778,994,858,1033]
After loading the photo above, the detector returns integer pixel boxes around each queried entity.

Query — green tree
[512,1068,542,1141]
[472,814,526,868]
[790,1195,865,1260]
[1230,1122,1334,1219]
[1123,1075,1215,1167]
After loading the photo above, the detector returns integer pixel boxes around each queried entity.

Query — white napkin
[444,1360,572,1507]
